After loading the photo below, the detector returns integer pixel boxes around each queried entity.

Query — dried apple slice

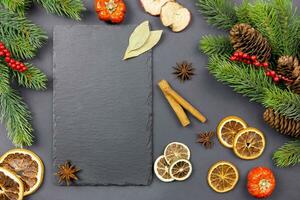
[160,2,191,32]
[140,0,174,16]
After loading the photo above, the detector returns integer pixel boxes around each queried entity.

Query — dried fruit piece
[164,142,190,165]
[154,155,174,182]
[140,0,174,16]
[126,21,150,52]
[233,127,265,160]
[247,167,276,198]
[160,2,191,32]
[207,161,239,193]
[169,159,192,181]
[124,30,163,60]
[217,116,248,148]
[0,167,24,200]
[0,149,44,196]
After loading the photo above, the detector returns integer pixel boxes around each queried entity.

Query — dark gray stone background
[53,25,153,185]
[0,0,299,199]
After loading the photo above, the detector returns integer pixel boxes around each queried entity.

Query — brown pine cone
[263,108,300,138]
[230,23,271,62]
[277,56,300,94]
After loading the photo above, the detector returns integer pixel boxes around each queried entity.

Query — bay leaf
[123,30,163,60]
[126,20,150,52]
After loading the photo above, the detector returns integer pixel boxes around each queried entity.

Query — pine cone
[263,108,300,138]
[277,56,300,94]
[230,23,271,62]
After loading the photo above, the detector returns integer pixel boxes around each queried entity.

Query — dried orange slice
[164,142,190,165]
[0,167,24,200]
[0,149,44,196]
[169,159,192,181]
[217,116,248,148]
[207,161,239,193]
[233,127,265,160]
[154,155,174,182]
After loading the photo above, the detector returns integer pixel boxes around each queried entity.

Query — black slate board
[53,25,153,186]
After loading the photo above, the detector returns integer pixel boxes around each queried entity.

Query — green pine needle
[0,89,33,147]
[199,35,233,56]
[35,0,86,20]
[196,0,238,30]
[0,8,48,60]
[263,87,300,121]
[12,63,47,90]
[0,63,11,94]
[273,140,300,167]
[0,0,31,16]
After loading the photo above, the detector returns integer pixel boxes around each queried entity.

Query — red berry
[16,65,21,70]
[10,59,15,64]
[274,76,280,82]
[243,53,249,59]
[0,51,4,56]
[11,64,16,68]
[4,57,10,62]
[20,63,24,67]
[251,55,257,61]
[3,49,8,53]
[266,71,271,76]
[230,56,237,61]
[254,61,261,66]
[238,52,244,57]
[15,61,20,65]
[22,67,27,71]
[233,52,239,57]
[262,62,269,68]
[270,71,276,77]
[0,45,4,50]
[246,60,251,64]
[5,52,10,57]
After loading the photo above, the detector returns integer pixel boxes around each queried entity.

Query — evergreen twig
[0,63,11,94]
[0,0,31,16]
[273,140,300,167]
[0,8,47,60]
[196,0,237,30]
[0,89,33,147]
[35,0,85,20]
[199,35,233,56]
[12,63,47,90]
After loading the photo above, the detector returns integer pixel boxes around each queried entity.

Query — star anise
[173,61,195,82]
[197,131,215,149]
[55,161,80,186]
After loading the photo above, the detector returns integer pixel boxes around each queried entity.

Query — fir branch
[263,88,300,121]
[199,35,233,56]
[0,8,47,60]
[208,55,274,102]
[196,0,237,30]
[0,89,33,147]
[0,0,31,16]
[35,0,85,20]
[273,140,300,167]
[235,0,250,23]
[0,63,11,94]
[12,63,47,90]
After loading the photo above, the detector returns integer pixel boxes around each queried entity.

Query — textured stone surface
[53,25,152,185]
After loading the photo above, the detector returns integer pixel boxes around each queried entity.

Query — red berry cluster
[230,51,292,83]
[0,42,28,72]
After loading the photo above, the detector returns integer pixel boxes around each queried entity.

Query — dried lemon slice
[164,142,190,165]
[207,161,239,193]
[0,149,44,196]
[169,159,192,181]
[0,167,24,200]
[233,127,265,160]
[154,155,174,182]
[217,116,248,148]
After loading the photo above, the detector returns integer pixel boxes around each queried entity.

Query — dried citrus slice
[0,167,24,200]
[207,161,239,193]
[0,149,44,196]
[233,127,265,160]
[217,116,248,148]
[154,155,174,182]
[169,159,192,181]
[164,142,190,165]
